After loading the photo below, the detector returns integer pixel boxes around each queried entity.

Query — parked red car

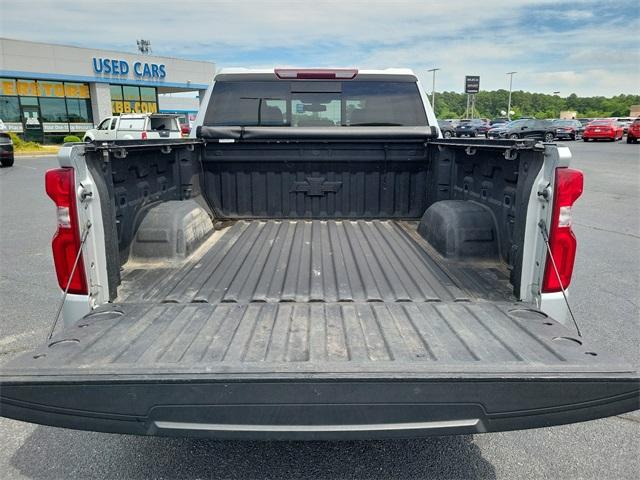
[626,118,640,144]
[583,120,624,141]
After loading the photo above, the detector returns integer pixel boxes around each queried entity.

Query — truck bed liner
[23,217,614,374]
[118,220,512,304]
[2,220,637,439]
[8,300,628,374]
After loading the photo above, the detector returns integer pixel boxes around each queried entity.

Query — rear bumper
[1,374,638,440]
[584,132,614,139]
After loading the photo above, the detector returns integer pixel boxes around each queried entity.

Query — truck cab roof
[117,113,179,119]
[213,67,419,82]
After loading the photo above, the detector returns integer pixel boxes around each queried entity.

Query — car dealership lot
[0,141,638,479]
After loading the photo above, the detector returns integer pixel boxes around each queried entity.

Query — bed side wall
[425,144,544,297]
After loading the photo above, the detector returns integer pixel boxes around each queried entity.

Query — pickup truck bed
[118,219,512,304]
[2,218,637,439]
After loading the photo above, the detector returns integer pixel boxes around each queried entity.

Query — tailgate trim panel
[1,377,638,440]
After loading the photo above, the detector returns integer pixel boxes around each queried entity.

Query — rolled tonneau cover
[197,125,438,141]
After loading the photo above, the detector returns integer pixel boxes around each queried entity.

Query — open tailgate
[1,302,638,440]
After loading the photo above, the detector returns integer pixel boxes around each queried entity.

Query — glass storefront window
[66,98,92,123]
[110,85,157,114]
[20,97,41,137]
[112,101,124,114]
[40,98,68,122]
[0,77,166,129]
[20,96,38,106]
[64,83,90,99]
[140,87,156,102]
[16,80,38,97]
[2,77,94,140]
[0,78,17,96]
[0,96,20,121]
[144,102,158,113]
[123,86,140,101]
[38,81,65,97]
[110,85,123,100]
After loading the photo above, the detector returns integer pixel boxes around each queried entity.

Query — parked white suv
[83,114,181,142]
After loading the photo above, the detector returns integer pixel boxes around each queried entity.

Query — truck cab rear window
[150,116,178,131]
[204,81,428,127]
[119,118,145,130]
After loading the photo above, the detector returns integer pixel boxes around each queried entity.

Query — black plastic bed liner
[118,220,514,304]
[1,220,638,439]
[5,301,625,371]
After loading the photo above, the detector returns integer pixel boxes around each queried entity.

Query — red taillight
[45,168,88,295]
[542,168,584,293]
[141,131,148,140]
[274,68,358,79]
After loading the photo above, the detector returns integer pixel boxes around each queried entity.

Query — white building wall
[158,95,201,113]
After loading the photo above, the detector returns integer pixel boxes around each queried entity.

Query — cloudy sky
[1,0,638,96]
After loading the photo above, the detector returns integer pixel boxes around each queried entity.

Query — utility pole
[506,71,517,120]
[427,68,440,111]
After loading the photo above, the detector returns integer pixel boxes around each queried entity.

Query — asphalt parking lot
[0,140,638,479]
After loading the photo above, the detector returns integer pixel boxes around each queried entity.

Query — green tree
[431,90,639,119]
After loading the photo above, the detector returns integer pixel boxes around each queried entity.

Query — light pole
[506,71,517,120]
[427,68,440,111]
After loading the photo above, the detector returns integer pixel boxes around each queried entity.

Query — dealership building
[0,38,215,142]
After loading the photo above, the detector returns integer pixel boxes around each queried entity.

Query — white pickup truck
[1,68,637,440]
[83,113,181,142]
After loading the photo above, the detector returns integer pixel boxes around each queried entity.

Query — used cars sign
[92,58,166,79]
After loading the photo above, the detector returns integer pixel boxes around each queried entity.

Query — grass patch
[9,132,43,151]
[9,133,59,155]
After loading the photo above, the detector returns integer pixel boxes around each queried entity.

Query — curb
[15,151,60,157]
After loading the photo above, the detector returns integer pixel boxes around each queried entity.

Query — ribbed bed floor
[20,220,602,373]
[26,300,606,372]
[118,220,511,304]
